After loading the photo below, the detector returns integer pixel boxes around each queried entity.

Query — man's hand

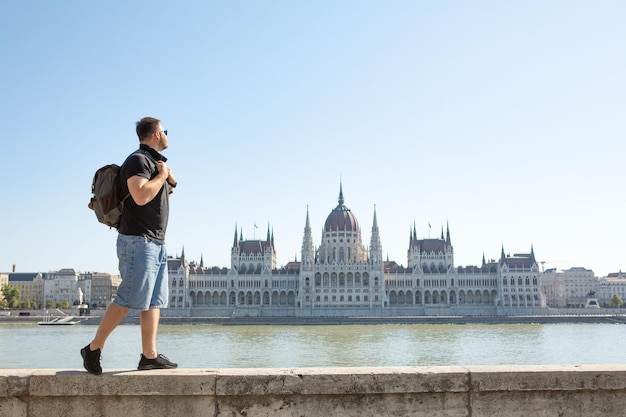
[166,167,177,187]
[156,161,169,180]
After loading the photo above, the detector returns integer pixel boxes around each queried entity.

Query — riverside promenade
[3,365,626,416]
[2,311,626,326]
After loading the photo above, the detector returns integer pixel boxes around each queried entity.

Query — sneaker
[137,353,178,370]
[80,344,102,375]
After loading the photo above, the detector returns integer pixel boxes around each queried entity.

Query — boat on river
[38,314,81,325]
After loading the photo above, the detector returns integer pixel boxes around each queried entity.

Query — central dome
[323,185,359,232]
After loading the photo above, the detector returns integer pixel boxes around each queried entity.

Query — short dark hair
[135,117,161,141]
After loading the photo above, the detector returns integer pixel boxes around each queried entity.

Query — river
[1,323,625,370]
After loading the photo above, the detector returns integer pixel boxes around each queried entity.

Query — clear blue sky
[1,1,624,277]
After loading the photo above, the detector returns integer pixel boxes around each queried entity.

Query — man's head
[136,117,168,151]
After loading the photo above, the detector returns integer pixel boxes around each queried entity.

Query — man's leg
[81,302,129,375]
[137,307,177,369]
[90,303,129,351]
[140,307,160,358]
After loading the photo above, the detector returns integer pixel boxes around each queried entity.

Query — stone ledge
[2,365,626,416]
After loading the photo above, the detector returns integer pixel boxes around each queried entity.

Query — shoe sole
[137,365,178,370]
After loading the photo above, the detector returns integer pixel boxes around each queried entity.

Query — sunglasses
[159,129,168,136]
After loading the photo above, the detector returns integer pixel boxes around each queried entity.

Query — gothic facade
[166,185,545,317]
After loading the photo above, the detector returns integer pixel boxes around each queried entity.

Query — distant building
[44,268,80,307]
[166,185,546,317]
[7,273,45,308]
[89,272,114,308]
[599,271,626,307]
[541,267,597,308]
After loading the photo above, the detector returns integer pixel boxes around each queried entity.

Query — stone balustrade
[2,365,626,416]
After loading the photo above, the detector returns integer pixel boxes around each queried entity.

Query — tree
[1,284,21,308]
[609,294,624,308]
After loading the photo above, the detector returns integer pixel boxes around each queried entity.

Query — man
[81,117,178,374]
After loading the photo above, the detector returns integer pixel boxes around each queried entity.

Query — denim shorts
[114,234,169,310]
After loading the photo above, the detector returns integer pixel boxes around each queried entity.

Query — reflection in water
[1,323,625,369]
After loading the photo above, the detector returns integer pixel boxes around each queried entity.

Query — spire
[305,205,311,231]
[266,223,271,243]
[446,221,451,245]
[338,181,344,206]
[370,205,382,265]
[301,205,315,268]
[181,246,186,261]
[200,254,204,268]
[372,204,379,230]
[441,227,444,240]
[482,252,486,267]
[233,223,239,248]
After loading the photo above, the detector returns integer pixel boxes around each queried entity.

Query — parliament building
[166,185,545,317]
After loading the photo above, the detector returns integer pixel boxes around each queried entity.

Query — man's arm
[127,160,169,206]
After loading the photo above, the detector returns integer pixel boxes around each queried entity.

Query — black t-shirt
[117,144,171,244]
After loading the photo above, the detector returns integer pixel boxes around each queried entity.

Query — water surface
[1,323,624,370]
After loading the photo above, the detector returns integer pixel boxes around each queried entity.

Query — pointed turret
[446,221,451,246]
[233,223,239,248]
[301,205,315,268]
[372,205,379,230]
[370,205,382,265]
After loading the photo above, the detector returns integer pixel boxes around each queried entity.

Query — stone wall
[2,365,626,416]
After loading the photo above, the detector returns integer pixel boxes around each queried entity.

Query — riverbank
[2,312,625,325]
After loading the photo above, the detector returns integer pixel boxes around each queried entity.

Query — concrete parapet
[2,365,626,416]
